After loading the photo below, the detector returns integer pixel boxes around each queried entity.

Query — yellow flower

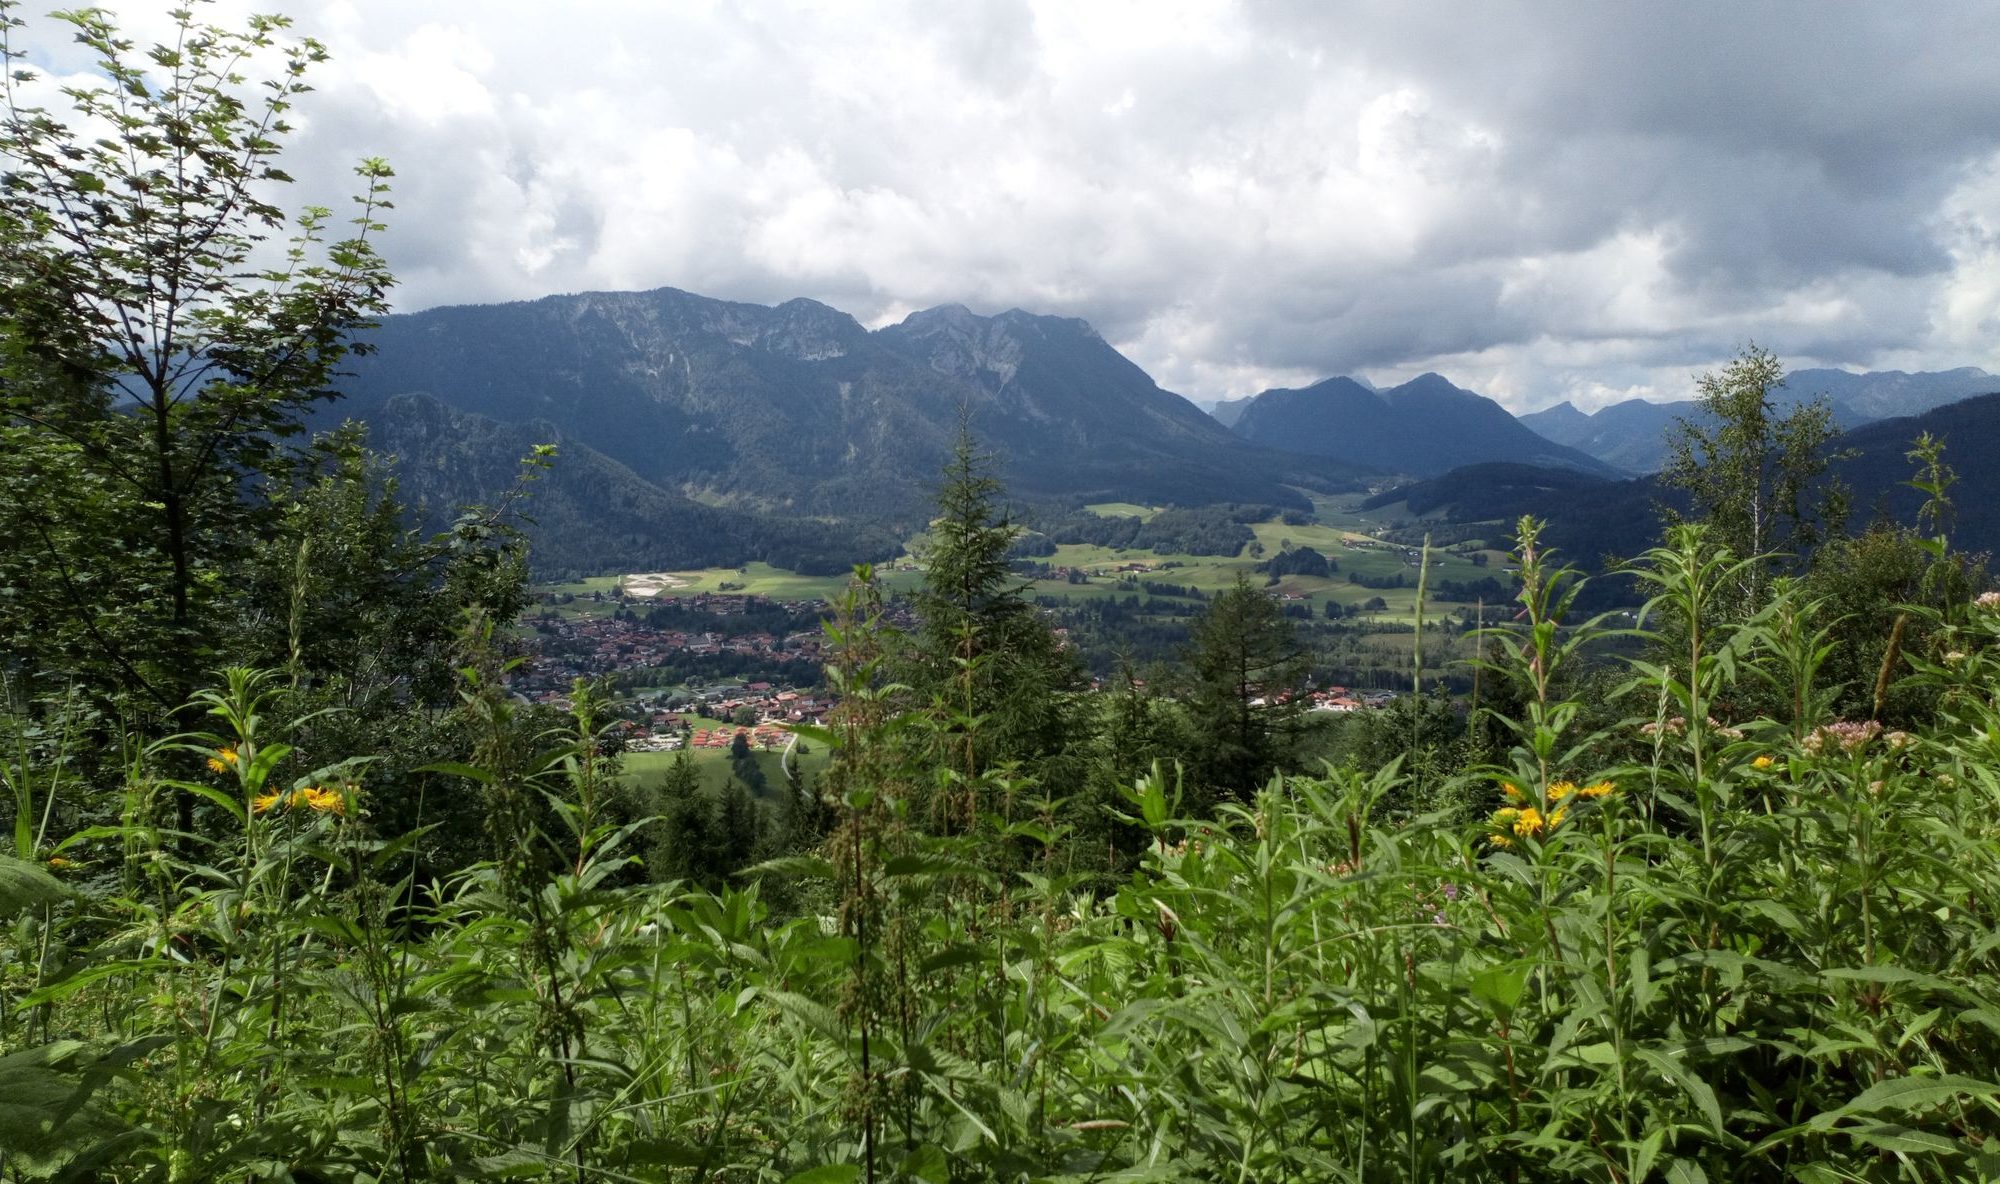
[1578,780,1616,798]
[300,786,346,815]
[1549,780,1578,802]
[1489,805,1550,843]
[252,792,282,814]
[46,856,71,869]
[208,744,239,775]
[1500,781,1526,803]
[1752,755,1776,770]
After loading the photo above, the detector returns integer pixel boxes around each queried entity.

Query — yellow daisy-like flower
[252,791,282,814]
[208,744,240,775]
[1512,807,1547,839]
[300,786,346,815]
[1549,780,1578,802]
[1500,781,1527,803]
[1752,755,1776,770]
[46,856,71,869]
[1578,780,1616,798]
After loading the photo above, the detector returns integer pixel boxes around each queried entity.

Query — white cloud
[22,0,2000,410]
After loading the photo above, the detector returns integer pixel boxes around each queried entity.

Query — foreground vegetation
[8,525,2000,1181]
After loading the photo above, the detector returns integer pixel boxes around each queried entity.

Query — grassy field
[620,742,833,801]
[618,562,926,602]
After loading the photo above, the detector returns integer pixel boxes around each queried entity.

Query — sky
[17,1,2000,412]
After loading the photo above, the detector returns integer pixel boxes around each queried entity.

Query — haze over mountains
[327,283,2000,575]
[1518,367,1999,474]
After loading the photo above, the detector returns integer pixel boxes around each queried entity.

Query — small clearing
[622,572,692,598]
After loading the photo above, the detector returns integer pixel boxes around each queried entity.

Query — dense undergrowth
[5,524,2000,1182]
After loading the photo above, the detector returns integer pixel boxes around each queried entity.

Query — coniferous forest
[6,7,2000,1183]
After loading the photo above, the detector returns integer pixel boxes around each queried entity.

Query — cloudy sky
[19,1,2000,411]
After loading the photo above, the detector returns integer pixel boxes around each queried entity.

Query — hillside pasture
[1083,501,1160,521]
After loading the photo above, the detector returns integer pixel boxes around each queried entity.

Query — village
[509,587,1402,758]
[511,591,844,753]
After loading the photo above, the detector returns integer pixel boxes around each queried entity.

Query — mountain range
[326,283,2000,576]
[1363,393,2000,571]
[330,288,1376,572]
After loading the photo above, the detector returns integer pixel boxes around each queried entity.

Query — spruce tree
[907,427,1084,803]
[646,747,716,885]
[1182,574,1309,799]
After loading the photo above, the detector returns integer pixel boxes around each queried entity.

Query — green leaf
[783,1166,860,1184]
[1846,1123,1962,1156]
[453,1150,551,1178]
[781,722,840,750]
[416,761,497,783]
[1635,1047,1724,1137]
[0,853,67,918]
[1631,1127,1666,1182]
[1469,962,1529,1014]
[1820,1073,2000,1123]
[746,854,838,881]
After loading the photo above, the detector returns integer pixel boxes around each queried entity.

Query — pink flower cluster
[1640,715,1743,740]
[1803,720,1882,757]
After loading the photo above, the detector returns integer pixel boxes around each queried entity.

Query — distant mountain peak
[1306,375,1383,399]
[996,307,1099,337]
[899,302,980,329]
[1231,370,1614,478]
[896,303,1102,342]
[1521,366,2000,473]
[1387,372,1472,400]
